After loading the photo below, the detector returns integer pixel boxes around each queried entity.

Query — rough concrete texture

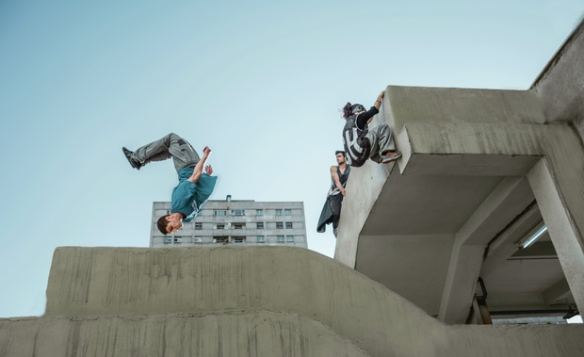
[2,246,582,357]
[532,19,584,126]
[384,86,584,311]
[337,85,584,321]
[0,311,368,357]
[386,87,547,133]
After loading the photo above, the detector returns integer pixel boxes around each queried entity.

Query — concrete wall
[0,312,368,357]
[2,246,584,357]
[532,19,584,140]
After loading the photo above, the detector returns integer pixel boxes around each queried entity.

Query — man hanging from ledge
[122,133,217,235]
[317,151,351,237]
[342,90,401,166]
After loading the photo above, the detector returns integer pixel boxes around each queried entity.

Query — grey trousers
[134,133,200,172]
[367,123,396,163]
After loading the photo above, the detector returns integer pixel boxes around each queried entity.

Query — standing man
[317,151,351,237]
[342,90,401,166]
[122,133,217,235]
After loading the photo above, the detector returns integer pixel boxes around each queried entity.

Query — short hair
[157,215,170,235]
[335,151,345,157]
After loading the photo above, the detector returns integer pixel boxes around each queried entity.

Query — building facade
[150,197,307,249]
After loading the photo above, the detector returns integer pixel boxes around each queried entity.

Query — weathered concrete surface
[1,246,578,357]
[0,311,369,357]
[336,84,584,324]
[532,19,584,138]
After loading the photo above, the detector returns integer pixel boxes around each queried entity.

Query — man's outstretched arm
[188,146,211,183]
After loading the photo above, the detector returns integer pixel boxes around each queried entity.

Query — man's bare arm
[367,90,385,124]
[188,146,211,183]
[330,165,346,196]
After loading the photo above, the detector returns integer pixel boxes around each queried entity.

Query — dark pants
[317,193,343,234]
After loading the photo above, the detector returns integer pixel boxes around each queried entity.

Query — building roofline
[530,17,584,89]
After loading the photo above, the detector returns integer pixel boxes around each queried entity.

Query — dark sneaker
[122,147,142,170]
[380,151,402,164]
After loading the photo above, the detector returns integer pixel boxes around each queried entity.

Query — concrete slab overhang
[335,86,584,324]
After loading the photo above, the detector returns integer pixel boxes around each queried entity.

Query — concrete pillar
[527,159,584,313]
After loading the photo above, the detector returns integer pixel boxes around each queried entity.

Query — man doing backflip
[122,133,217,235]
[317,151,351,237]
[342,90,401,166]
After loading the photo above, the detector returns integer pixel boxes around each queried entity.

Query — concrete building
[150,198,308,249]
[335,20,584,326]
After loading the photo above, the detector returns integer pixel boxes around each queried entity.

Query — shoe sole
[381,154,402,164]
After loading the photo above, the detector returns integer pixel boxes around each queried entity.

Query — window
[276,222,284,229]
[257,236,265,243]
[195,222,203,230]
[275,209,283,216]
[174,237,182,244]
[164,237,172,244]
[233,236,245,244]
[285,222,293,229]
[216,224,225,229]
[286,235,294,243]
[231,209,245,216]
[233,223,245,230]
[285,209,292,216]
[194,237,203,243]
[214,210,227,216]
[277,235,285,243]
[213,236,228,244]
[256,222,264,229]
[256,209,264,216]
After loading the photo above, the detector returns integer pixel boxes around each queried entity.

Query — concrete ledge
[386,86,546,134]
[34,246,584,357]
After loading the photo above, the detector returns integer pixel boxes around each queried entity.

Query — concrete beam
[438,242,484,324]
[481,204,541,274]
[438,177,533,323]
[528,159,584,314]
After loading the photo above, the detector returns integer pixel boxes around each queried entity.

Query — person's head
[157,214,183,235]
[335,150,346,164]
[342,102,366,119]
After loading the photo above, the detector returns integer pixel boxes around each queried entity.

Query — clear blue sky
[0,0,582,318]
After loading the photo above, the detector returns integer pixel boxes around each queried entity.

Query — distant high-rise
[150,197,307,248]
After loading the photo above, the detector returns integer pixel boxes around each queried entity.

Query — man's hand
[203,146,211,158]
[205,165,213,175]
[341,188,346,196]
[374,90,385,110]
